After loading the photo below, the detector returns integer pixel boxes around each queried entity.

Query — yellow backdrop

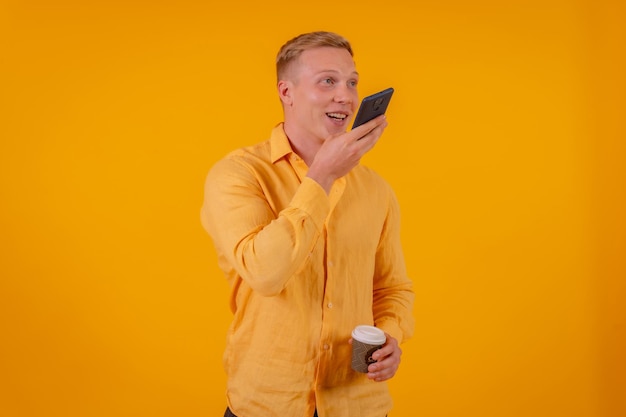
[1,0,624,416]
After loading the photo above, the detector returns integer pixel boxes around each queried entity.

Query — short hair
[276,31,353,82]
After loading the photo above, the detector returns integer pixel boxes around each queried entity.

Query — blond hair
[276,31,353,81]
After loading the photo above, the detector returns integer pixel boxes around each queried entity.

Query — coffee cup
[351,325,386,373]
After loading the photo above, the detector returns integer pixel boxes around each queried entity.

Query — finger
[367,364,396,382]
[369,354,400,377]
[350,114,387,141]
[370,351,398,371]
[372,344,394,361]
[372,354,397,367]
[368,350,400,378]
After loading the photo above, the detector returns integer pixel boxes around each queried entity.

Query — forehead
[292,46,357,78]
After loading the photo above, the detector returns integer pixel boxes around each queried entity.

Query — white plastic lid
[351,325,386,345]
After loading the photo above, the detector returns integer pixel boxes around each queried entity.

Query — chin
[325,124,348,136]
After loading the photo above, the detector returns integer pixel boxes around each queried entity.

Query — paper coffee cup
[351,325,386,373]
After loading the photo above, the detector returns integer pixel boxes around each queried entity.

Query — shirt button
[328,261,334,267]
[323,344,330,350]
[327,302,333,309]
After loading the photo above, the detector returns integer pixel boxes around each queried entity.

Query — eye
[322,77,334,85]
[348,79,358,87]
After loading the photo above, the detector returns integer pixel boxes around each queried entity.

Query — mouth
[326,112,349,122]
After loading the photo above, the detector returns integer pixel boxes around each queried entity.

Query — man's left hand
[367,333,402,382]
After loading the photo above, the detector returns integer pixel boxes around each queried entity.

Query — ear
[277,80,293,107]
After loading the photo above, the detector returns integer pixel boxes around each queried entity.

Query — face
[279,46,359,142]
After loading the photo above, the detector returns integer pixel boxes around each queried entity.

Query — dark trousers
[225,407,318,417]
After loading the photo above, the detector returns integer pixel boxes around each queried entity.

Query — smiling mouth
[326,112,348,121]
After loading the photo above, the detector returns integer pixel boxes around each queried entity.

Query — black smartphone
[351,87,394,130]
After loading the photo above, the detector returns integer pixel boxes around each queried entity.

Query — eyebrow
[315,69,360,77]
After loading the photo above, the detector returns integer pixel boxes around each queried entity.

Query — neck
[283,122,321,167]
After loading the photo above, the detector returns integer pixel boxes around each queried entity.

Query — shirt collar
[270,123,294,164]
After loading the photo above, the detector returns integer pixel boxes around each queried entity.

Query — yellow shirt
[201,124,415,417]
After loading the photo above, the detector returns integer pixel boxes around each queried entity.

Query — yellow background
[1,0,624,416]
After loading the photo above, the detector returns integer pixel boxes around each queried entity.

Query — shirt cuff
[376,321,405,345]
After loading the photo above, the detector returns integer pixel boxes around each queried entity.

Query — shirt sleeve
[201,155,330,297]
[372,188,416,344]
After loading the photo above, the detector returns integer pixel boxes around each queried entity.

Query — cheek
[308,91,327,106]
[351,92,359,110]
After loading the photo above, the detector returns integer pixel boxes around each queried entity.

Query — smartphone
[351,87,394,130]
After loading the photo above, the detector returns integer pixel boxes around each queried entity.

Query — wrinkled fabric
[201,123,414,417]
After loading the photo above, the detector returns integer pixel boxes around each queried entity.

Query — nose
[334,84,355,105]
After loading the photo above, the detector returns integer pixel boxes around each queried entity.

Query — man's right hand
[306,115,388,194]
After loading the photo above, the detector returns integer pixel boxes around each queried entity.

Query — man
[201,31,414,417]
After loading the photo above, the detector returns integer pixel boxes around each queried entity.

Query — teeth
[327,113,347,120]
